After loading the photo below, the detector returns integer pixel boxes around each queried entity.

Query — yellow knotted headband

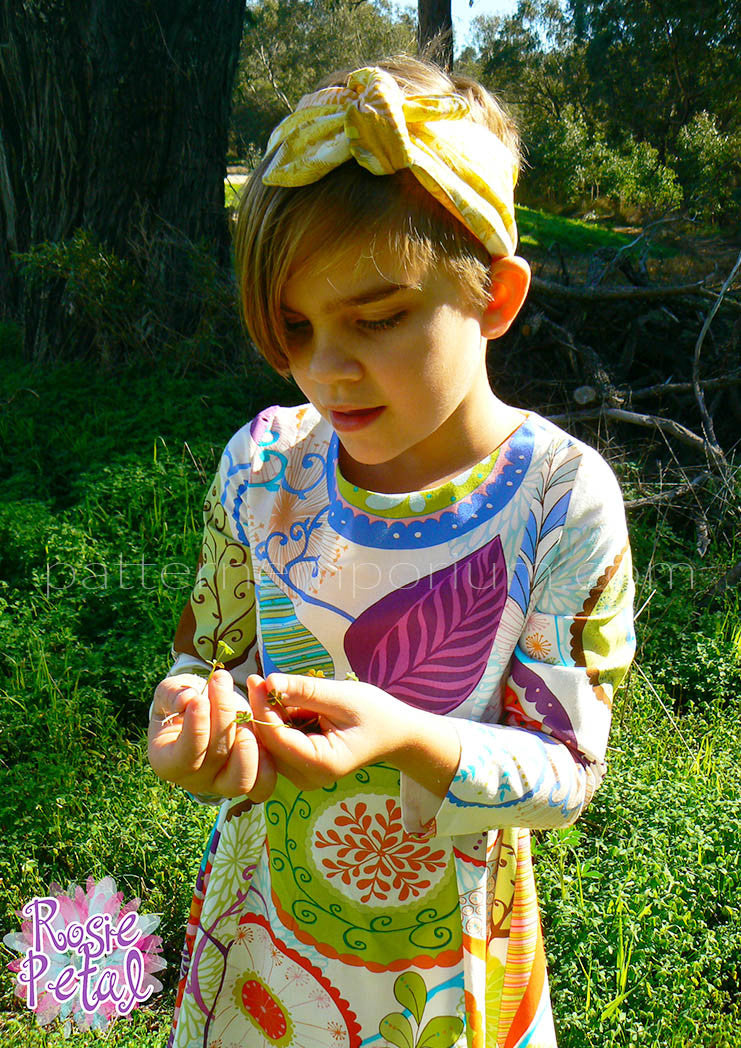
[262,66,518,258]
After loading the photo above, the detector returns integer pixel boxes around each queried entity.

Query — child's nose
[307,333,363,384]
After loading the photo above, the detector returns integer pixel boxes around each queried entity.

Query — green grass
[516,204,631,252]
[0,321,739,1045]
[224,180,245,209]
[515,204,674,256]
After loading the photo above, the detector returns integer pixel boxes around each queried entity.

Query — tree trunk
[417,0,453,71]
[0,0,245,359]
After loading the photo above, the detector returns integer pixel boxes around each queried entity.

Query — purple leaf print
[344,537,507,714]
[510,658,578,750]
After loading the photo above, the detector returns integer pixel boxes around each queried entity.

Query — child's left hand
[247,673,461,798]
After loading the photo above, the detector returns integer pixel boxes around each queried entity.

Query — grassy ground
[0,315,739,1045]
[516,205,637,254]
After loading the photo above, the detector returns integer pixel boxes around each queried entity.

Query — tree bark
[417,0,453,71]
[0,0,245,358]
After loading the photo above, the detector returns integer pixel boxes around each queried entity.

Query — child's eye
[358,311,407,332]
[283,317,311,342]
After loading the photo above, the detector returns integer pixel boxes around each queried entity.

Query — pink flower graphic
[4,876,166,1036]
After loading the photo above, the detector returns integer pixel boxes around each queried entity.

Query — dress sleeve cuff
[399,720,467,839]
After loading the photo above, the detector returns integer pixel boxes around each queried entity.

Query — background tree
[0,0,245,359]
[418,0,453,70]
[463,0,741,221]
[231,0,414,158]
[569,0,741,154]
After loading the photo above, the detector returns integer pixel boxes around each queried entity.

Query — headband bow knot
[263,66,518,257]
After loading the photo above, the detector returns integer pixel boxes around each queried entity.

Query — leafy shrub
[524,107,682,214]
[15,232,149,356]
[604,138,683,213]
[675,112,741,224]
[14,229,244,366]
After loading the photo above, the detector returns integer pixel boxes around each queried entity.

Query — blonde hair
[234,55,520,376]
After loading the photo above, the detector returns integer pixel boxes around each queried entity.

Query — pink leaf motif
[344,536,507,714]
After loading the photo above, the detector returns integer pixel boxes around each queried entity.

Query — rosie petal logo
[3,876,166,1036]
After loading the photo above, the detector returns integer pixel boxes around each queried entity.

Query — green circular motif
[335,450,501,519]
[264,764,462,970]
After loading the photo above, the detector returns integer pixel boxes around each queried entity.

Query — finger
[251,689,345,784]
[262,672,354,718]
[248,674,289,724]
[247,742,277,803]
[151,677,200,722]
[202,670,239,768]
[148,688,212,780]
[209,723,259,797]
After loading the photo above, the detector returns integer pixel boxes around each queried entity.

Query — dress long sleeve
[403,442,635,836]
[168,434,261,689]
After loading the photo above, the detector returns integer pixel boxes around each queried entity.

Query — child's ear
[480,256,531,339]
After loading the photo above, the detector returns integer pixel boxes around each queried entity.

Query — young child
[148,56,635,1048]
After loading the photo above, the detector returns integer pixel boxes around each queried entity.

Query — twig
[182,441,207,482]
[548,405,710,457]
[692,249,741,465]
[632,663,695,756]
[0,386,40,409]
[532,275,706,302]
[634,589,656,620]
[624,472,710,508]
[630,371,741,400]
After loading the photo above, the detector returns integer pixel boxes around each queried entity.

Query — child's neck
[337,398,527,495]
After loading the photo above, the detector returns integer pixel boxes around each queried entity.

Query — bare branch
[630,371,741,400]
[547,405,721,462]
[256,44,293,113]
[692,249,741,465]
[624,472,710,509]
[532,275,707,302]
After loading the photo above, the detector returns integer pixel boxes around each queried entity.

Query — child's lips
[329,406,385,431]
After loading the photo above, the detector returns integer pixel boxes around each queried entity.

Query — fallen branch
[531,274,741,316]
[591,218,679,288]
[630,371,741,400]
[547,405,720,461]
[539,314,618,399]
[531,275,707,302]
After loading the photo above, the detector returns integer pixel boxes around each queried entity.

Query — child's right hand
[147,670,276,801]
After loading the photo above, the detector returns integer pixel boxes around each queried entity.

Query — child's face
[280,240,503,493]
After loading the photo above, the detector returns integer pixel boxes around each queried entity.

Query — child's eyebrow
[336,282,416,308]
[281,281,419,317]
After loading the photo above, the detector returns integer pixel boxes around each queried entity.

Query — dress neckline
[334,413,530,511]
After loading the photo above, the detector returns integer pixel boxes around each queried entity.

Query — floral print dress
[165,404,635,1048]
